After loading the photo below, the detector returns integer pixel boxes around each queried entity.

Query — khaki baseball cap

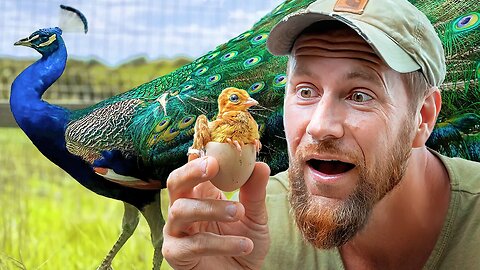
[267,0,446,87]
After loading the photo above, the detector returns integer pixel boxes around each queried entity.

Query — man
[162,0,480,269]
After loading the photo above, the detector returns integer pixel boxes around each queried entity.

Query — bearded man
[162,0,480,269]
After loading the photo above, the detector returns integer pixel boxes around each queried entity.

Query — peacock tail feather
[65,0,479,182]
[415,0,480,161]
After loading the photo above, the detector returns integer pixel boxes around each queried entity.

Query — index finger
[167,156,219,204]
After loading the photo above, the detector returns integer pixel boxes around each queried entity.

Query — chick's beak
[244,97,258,108]
[14,37,33,47]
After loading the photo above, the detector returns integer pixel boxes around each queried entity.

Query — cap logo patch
[334,0,369,14]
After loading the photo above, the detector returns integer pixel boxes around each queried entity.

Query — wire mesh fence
[0,0,283,104]
[1,3,287,267]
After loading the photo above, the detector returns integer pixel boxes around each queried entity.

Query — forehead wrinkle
[344,69,386,91]
[291,62,315,78]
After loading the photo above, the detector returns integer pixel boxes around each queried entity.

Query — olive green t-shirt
[263,153,480,269]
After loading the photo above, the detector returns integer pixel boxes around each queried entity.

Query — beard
[288,122,414,249]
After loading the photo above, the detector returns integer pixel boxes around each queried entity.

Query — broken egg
[205,141,256,192]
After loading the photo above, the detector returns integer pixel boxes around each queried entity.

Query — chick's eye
[350,92,373,103]
[229,94,239,103]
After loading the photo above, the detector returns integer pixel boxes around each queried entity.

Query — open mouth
[307,159,355,175]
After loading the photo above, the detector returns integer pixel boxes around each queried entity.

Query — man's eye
[350,92,373,102]
[298,87,314,99]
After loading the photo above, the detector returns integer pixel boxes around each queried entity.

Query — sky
[0,0,283,66]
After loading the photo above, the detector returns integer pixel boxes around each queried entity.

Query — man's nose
[305,96,345,141]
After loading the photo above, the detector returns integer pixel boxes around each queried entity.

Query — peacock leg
[140,192,165,270]
[97,202,140,270]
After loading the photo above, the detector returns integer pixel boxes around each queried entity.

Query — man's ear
[412,87,442,148]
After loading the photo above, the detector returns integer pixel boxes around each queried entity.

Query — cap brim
[267,12,420,73]
[267,13,332,56]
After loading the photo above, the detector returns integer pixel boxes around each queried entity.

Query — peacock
[10,0,479,269]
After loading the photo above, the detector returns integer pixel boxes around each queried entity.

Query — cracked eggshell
[205,142,256,192]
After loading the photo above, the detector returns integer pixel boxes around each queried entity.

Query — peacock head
[14,27,63,56]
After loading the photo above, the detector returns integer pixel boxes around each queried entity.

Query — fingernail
[239,239,248,253]
[200,157,208,176]
[226,204,237,217]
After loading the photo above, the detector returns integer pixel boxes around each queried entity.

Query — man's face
[284,25,417,248]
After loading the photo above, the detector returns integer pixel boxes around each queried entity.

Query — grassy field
[0,56,192,101]
[0,128,171,270]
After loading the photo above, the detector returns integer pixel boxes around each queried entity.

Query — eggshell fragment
[205,142,256,192]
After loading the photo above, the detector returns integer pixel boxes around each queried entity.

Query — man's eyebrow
[291,65,386,91]
[344,70,384,89]
[292,65,314,78]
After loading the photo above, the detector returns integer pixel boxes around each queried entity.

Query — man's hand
[162,156,271,269]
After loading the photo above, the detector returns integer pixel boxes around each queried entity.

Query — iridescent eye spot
[243,56,262,69]
[207,52,220,60]
[249,82,265,94]
[234,31,252,41]
[182,84,194,91]
[273,74,287,88]
[453,12,480,32]
[155,117,171,132]
[221,51,239,61]
[178,115,196,130]
[206,74,221,85]
[161,126,180,142]
[195,66,209,76]
[250,33,268,45]
[147,134,160,147]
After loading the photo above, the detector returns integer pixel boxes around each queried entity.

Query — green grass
[0,128,172,270]
[0,56,192,101]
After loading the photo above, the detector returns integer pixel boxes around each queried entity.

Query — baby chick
[188,87,261,160]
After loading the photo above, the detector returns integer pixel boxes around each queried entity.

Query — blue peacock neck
[11,39,67,101]
[10,38,69,134]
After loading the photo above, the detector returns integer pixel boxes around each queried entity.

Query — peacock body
[11,0,479,269]
[10,7,164,270]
